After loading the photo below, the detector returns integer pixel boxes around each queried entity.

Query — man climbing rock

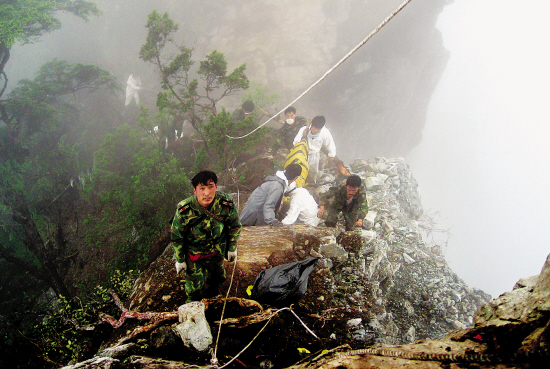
[318,174,368,231]
[239,164,302,226]
[171,170,241,302]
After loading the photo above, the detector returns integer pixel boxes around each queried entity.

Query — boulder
[174,302,212,352]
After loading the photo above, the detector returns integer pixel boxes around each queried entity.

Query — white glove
[227,250,237,262]
[175,261,187,274]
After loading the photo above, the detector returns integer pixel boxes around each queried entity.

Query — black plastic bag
[251,257,319,307]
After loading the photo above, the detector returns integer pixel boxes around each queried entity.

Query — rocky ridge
[63,156,497,368]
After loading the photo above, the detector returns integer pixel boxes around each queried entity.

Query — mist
[5,0,548,299]
[407,0,550,297]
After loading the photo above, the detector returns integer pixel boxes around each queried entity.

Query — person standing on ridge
[171,170,241,302]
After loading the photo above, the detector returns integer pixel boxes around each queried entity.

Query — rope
[218,307,291,369]
[227,0,413,140]
[212,305,320,368]
[211,253,239,366]
[211,188,240,366]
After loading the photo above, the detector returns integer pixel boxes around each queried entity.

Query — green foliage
[5,58,120,134]
[0,0,101,48]
[0,58,119,207]
[204,109,268,174]
[139,10,250,160]
[86,124,190,271]
[242,83,281,116]
[139,10,179,64]
[137,105,180,151]
[29,269,137,365]
[0,59,120,302]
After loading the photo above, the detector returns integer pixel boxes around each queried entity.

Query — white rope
[216,306,318,369]
[227,0,413,140]
[211,253,239,366]
[218,307,291,369]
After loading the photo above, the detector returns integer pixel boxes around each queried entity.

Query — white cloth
[281,188,320,226]
[292,126,336,157]
[125,74,142,106]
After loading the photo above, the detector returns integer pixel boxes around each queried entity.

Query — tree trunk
[8,197,73,299]
[0,44,10,100]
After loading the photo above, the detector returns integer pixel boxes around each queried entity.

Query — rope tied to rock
[226,0,413,140]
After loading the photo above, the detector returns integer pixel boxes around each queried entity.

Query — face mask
[310,132,320,138]
[286,118,294,124]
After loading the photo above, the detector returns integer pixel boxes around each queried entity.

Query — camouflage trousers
[325,203,361,231]
[184,253,226,302]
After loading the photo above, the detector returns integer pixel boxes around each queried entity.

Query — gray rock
[364,211,378,229]
[319,243,348,264]
[97,343,139,359]
[347,318,362,327]
[175,302,212,352]
[365,174,387,191]
[403,253,415,264]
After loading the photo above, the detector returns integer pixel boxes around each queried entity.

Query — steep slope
[62,155,498,368]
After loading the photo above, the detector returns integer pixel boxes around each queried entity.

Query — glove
[175,261,187,274]
[270,219,280,227]
[227,250,237,262]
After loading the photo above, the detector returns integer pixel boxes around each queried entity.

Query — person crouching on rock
[318,174,368,231]
[239,164,302,227]
[171,170,241,302]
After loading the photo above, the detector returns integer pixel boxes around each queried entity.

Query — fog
[407,0,550,297]
[6,0,549,299]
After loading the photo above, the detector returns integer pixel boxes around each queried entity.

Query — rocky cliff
[61,155,548,369]
[13,0,451,160]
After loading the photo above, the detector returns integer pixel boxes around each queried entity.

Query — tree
[85,124,190,272]
[139,11,250,156]
[0,0,101,100]
[204,109,267,177]
[0,59,119,298]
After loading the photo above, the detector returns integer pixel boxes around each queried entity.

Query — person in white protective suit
[125,74,142,106]
[281,187,321,227]
[292,115,336,183]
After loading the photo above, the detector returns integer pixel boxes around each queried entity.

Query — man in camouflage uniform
[272,106,307,153]
[171,170,241,302]
[318,175,368,231]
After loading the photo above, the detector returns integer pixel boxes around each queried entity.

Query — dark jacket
[239,175,286,226]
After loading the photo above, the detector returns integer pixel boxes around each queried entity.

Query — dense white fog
[407,0,550,297]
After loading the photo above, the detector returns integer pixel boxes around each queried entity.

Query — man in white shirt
[292,115,336,183]
[281,188,320,226]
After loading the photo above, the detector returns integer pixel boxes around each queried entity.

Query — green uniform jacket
[171,192,241,263]
[279,116,306,150]
[320,185,369,220]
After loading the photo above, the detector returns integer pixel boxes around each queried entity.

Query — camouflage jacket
[319,185,369,219]
[171,192,241,263]
[279,116,307,150]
